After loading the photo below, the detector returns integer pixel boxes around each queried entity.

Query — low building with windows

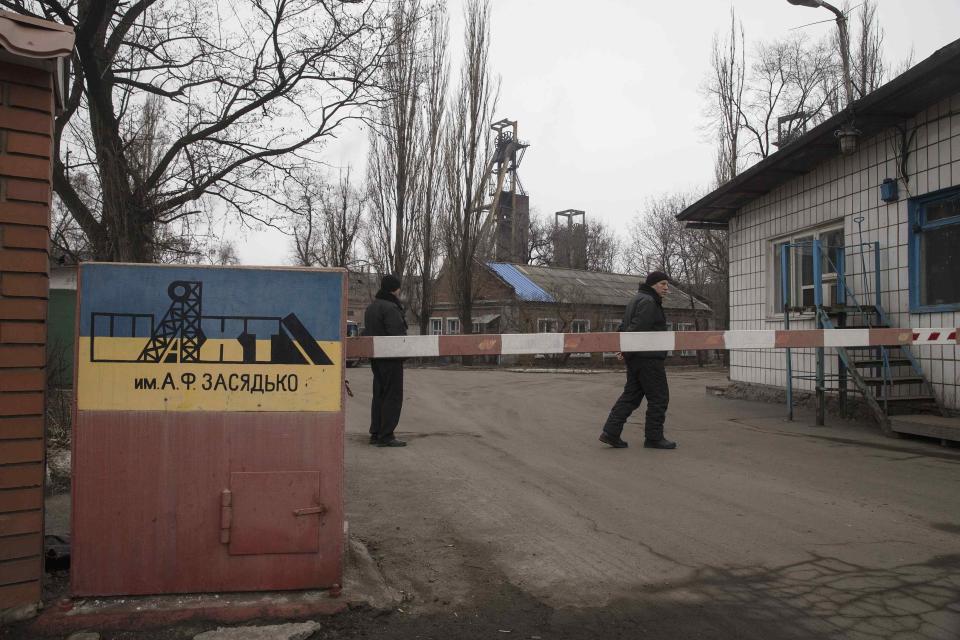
[347,269,420,333]
[430,262,713,365]
[677,38,960,431]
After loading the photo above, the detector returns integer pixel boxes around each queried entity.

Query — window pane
[797,236,814,287]
[925,197,960,223]
[920,222,960,306]
[821,228,844,275]
[774,243,784,310]
[538,319,555,333]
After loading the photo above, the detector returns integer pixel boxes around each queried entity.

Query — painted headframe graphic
[91,279,333,366]
[77,265,344,413]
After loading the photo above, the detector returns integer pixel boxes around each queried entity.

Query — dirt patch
[708,380,876,422]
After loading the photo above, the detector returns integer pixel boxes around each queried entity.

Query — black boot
[599,433,628,448]
[643,438,677,450]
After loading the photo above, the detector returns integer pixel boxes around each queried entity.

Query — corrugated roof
[487,263,711,311]
[487,263,555,302]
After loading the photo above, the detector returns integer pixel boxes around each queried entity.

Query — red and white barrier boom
[347,328,959,359]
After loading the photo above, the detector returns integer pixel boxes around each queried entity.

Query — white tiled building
[679,39,960,419]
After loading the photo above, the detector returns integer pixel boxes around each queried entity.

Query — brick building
[431,262,713,365]
[0,11,73,620]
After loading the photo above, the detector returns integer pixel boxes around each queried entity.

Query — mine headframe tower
[553,209,587,270]
[473,118,530,264]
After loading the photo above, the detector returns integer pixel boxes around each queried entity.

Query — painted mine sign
[77,264,343,412]
[72,264,346,596]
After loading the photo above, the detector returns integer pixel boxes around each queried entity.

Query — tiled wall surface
[729,92,960,411]
[0,61,54,612]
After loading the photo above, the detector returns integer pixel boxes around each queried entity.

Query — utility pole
[787,0,854,108]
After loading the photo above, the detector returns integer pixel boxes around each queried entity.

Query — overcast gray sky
[236,0,960,265]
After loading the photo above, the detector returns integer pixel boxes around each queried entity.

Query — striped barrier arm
[346,328,960,359]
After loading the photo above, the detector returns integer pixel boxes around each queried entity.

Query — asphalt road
[342,365,960,640]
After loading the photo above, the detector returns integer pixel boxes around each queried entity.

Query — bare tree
[289,171,328,267]
[411,2,450,334]
[629,192,729,355]
[703,8,746,184]
[525,209,554,266]
[441,0,498,338]
[366,0,428,279]
[742,34,836,160]
[584,220,620,273]
[522,210,618,272]
[847,0,886,100]
[207,242,240,266]
[288,168,364,268]
[696,227,729,337]
[624,194,691,278]
[5,0,388,262]
[325,170,366,268]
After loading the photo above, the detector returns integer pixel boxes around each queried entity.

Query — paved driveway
[344,366,960,639]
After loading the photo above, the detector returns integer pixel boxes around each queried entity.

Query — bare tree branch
[20,0,389,261]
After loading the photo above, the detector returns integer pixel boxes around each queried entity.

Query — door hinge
[220,489,232,544]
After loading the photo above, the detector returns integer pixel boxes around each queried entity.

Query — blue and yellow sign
[77,264,344,412]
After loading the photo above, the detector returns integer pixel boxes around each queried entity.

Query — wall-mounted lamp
[835,123,861,156]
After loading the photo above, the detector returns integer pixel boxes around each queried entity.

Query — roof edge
[678,36,960,223]
[0,10,74,59]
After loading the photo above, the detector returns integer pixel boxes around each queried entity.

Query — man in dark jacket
[599,270,677,450]
[363,274,409,447]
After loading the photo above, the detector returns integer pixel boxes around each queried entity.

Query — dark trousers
[602,358,669,441]
[370,359,404,442]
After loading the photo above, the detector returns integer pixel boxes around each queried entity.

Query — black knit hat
[644,270,669,287]
[380,273,402,292]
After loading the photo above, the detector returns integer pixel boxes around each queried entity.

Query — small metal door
[225,471,325,555]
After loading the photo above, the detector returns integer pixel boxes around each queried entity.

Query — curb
[30,592,348,636]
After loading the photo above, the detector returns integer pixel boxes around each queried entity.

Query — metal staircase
[818,305,943,432]
[782,237,944,433]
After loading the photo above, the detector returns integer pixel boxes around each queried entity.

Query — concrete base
[29,590,347,636]
[0,602,39,626]
[890,414,960,442]
[25,529,395,636]
[30,591,348,636]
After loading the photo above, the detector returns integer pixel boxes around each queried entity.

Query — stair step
[862,376,926,385]
[842,324,890,329]
[853,358,912,367]
[876,395,938,402]
[845,345,903,351]
[890,414,960,440]
[826,305,878,314]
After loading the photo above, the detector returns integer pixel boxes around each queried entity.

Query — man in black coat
[599,270,677,450]
[363,274,409,447]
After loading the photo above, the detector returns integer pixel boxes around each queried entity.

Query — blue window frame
[909,185,960,312]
